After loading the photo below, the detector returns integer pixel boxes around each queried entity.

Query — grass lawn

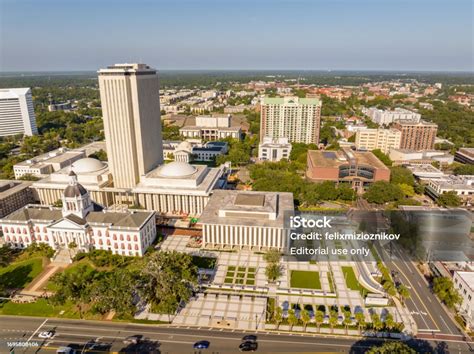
[0,299,79,318]
[341,266,370,298]
[0,257,44,290]
[290,270,322,289]
[224,266,257,286]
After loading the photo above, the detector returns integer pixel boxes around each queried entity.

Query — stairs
[52,247,73,265]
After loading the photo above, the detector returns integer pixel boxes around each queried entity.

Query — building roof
[64,183,88,198]
[156,161,197,178]
[307,149,389,170]
[0,180,32,198]
[198,190,294,228]
[86,210,153,229]
[1,206,63,223]
[456,271,474,292]
[0,88,31,99]
[262,96,321,105]
[71,158,106,174]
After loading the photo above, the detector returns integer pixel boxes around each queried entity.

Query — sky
[0,0,472,72]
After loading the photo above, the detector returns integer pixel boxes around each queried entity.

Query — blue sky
[0,0,472,71]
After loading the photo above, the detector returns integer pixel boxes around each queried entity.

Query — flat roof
[198,190,294,228]
[0,180,31,198]
[262,96,321,105]
[307,149,389,170]
[456,271,474,292]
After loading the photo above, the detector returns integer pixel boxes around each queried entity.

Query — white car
[38,330,55,339]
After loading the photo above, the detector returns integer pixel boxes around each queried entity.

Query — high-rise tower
[98,63,163,188]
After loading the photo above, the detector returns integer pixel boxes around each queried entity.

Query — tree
[398,183,415,197]
[300,309,311,331]
[366,341,416,354]
[52,199,63,207]
[437,191,462,207]
[329,310,338,333]
[274,306,283,329]
[364,181,404,204]
[433,277,462,309]
[453,164,474,176]
[371,312,383,332]
[264,249,282,282]
[263,249,281,264]
[372,149,392,166]
[138,251,197,316]
[355,312,366,334]
[384,312,395,332]
[390,166,415,186]
[68,241,77,250]
[398,285,411,306]
[315,310,324,332]
[287,309,298,330]
[343,310,352,334]
[88,149,107,161]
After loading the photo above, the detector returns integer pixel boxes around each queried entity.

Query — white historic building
[199,190,294,251]
[258,136,292,162]
[1,171,156,257]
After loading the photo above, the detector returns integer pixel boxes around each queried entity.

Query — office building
[0,88,37,137]
[14,148,85,179]
[260,96,321,144]
[389,149,454,166]
[1,172,156,257]
[258,137,292,162]
[98,63,163,188]
[453,271,474,330]
[180,115,241,140]
[425,175,474,206]
[0,180,36,218]
[355,128,401,153]
[362,107,421,125]
[455,148,474,165]
[306,148,390,192]
[199,190,294,251]
[163,140,228,163]
[393,120,438,151]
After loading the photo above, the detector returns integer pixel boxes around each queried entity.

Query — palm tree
[315,310,324,333]
[300,309,310,331]
[355,312,366,334]
[384,312,395,333]
[329,310,338,334]
[398,285,411,306]
[371,312,383,333]
[287,309,298,330]
[343,310,352,334]
[275,307,283,329]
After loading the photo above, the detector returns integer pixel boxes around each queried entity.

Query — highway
[1,315,473,353]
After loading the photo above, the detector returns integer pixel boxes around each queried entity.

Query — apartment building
[355,128,401,153]
[260,96,321,144]
[362,107,421,125]
[393,120,438,150]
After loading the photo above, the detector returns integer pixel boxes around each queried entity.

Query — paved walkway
[24,265,62,293]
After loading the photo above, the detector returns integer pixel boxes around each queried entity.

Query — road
[378,243,466,339]
[0,316,473,353]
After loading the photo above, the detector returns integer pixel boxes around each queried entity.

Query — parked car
[239,341,258,351]
[38,330,55,339]
[193,340,210,349]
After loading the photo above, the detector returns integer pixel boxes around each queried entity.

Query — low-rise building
[0,180,36,218]
[306,148,390,192]
[14,148,85,179]
[163,140,228,163]
[362,107,421,125]
[1,172,156,257]
[425,175,474,206]
[180,115,241,140]
[258,137,292,162]
[199,190,294,251]
[355,128,401,153]
[455,148,474,165]
[453,271,474,330]
[389,149,454,166]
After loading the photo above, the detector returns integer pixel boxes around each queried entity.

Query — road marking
[26,318,48,343]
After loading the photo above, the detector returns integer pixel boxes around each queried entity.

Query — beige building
[0,180,36,218]
[355,128,401,153]
[260,96,321,144]
[199,190,294,251]
[393,120,438,151]
[98,63,163,188]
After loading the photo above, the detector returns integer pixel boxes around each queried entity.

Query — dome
[176,141,193,153]
[71,158,105,174]
[64,183,88,198]
[157,161,197,178]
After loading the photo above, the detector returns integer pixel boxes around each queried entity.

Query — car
[56,347,75,354]
[193,340,210,349]
[242,335,257,342]
[38,330,55,339]
[123,335,143,344]
[239,341,258,352]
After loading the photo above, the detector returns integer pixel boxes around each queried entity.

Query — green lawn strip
[290,270,322,290]
[227,266,236,271]
[0,257,44,290]
[327,272,335,293]
[0,299,79,318]
[341,266,370,298]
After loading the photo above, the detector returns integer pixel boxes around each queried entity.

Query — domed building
[32,156,113,206]
[1,171,156,257]
[132,160,227,215]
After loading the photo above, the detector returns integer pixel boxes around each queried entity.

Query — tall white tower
[0,88,38,137]
[98,63,163,188]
